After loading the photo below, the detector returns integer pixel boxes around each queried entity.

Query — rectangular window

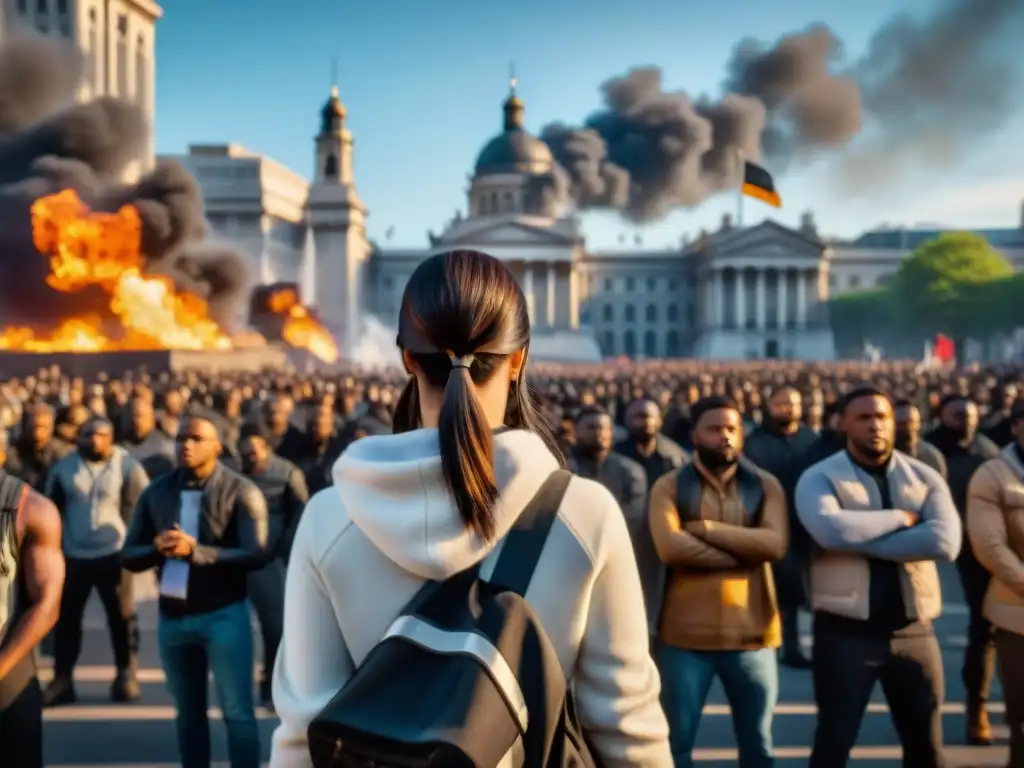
[116,18,129,96]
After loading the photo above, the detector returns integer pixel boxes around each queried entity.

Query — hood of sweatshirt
[331,427,561,581]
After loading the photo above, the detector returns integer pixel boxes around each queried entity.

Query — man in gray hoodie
[795,387,961,768]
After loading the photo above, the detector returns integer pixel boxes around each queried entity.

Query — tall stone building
[2,0,161,179]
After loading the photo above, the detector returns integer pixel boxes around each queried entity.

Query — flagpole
[736,148,745,227]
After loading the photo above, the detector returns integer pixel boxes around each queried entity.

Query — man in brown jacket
[966,396,1024,767]
[648,395,788,768]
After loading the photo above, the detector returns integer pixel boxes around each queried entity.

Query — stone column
[546,262,557,327]
[568,266,580,328]
[524,262,535,323]
[712,269,724,329]
[777,268,789,329]
[259,216,273,284]
[735,271,747,330]
[796,268,808,328]
[756,269,767,329]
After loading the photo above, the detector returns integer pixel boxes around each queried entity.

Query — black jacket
[121,463,269,616]
[244,455,309,562]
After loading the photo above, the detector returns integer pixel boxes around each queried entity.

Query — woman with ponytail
[270,249,670,767]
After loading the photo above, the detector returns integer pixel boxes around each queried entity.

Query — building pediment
[701,220,826,266]
[439,215,578,248]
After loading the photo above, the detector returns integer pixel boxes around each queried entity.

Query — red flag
[934,334,956,364]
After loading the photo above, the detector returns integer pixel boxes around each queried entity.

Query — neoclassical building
[3,0,161,180]
[175,77,1024,361]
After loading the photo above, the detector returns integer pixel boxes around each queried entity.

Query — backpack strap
[487,469,573,598]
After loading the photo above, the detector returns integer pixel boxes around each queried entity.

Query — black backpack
[307,469,598,768]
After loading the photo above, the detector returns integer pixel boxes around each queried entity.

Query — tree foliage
[829,232,1022,355]
[890,232,1013,337]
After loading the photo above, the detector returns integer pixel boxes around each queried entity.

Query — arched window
[624,304,635,323]
[643,330,657,357]
[87,12,98,91]
[602,331,615,356]
[116,15,129,96]
[667,303,678,322]
[645,303,657,323]
[324,154,338,178]
[666,330,680,357]
[602,304,613,322]
[623,330,637,356]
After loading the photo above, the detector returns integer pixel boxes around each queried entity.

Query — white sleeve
[269,505,354,768]
[571,482,674,767]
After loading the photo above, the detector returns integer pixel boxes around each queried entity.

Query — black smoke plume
[537,0,1023,220]
[0,33,248,331]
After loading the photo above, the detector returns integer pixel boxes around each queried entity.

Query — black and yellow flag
[742,161,782,208]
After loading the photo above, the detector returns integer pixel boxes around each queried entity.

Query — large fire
[0,190,338,363]
[265,287,339,364]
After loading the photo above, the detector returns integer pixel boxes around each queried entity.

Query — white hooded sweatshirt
[269,427,672,767]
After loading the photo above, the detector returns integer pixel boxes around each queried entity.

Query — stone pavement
[40,569,1012,766]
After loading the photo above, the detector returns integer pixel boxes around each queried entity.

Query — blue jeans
[158,600,260,768]
[657,643,778,768]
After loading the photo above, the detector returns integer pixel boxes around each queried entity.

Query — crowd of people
[0,250,1022,767]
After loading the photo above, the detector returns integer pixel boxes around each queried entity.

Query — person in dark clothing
[894,400,947,479]
[121,396,176,479]
[928,394,1001,745]
[4,404,71,492]
[801,402,845,470]
[236,420,309,709]
[745,385,819,669]
[615,397,689,641]
[262,394,306,463]
[980,382,1018,448]
[615,397,689,488]
[121,412,269,768]
[295,406,346,496]
[662,386,696,452]
[796,387,961,768]
[568,406,655,624]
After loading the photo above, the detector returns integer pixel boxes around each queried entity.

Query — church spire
[502,62,524,132]
[320,57,346,134]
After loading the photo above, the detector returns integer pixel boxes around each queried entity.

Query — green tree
[891,231,1013,339]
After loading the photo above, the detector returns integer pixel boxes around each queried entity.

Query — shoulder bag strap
[487,469,573,598]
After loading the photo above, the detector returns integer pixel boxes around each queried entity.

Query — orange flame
[0,189,230,353]
[264,287,339,364]
[0,189,338,363]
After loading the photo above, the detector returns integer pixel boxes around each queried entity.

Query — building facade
[178,76,1024,362]
[3,0,160,179]
[828,220,1024,296]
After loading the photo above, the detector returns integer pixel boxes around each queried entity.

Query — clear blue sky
[154,0,1023,249]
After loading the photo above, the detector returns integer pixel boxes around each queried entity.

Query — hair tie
[445,350,475,369]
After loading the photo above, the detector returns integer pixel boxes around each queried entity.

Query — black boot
[42,674,77,707]
[111,660,141,702]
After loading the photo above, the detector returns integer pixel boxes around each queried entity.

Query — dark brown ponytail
[438,364,499,539]
[393,249,562,541]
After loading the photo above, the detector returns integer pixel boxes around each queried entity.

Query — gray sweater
[45,447,149,559]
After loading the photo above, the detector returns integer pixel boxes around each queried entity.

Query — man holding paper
[121,411,270,768]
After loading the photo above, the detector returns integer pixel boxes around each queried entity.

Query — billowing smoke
[537,0,1024,219]
[839,0,1024,192]
[0,33,248,329]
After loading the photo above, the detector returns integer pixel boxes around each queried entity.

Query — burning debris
[250,283,339,365]
[0,189,230,352]
[0,33,338,363]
